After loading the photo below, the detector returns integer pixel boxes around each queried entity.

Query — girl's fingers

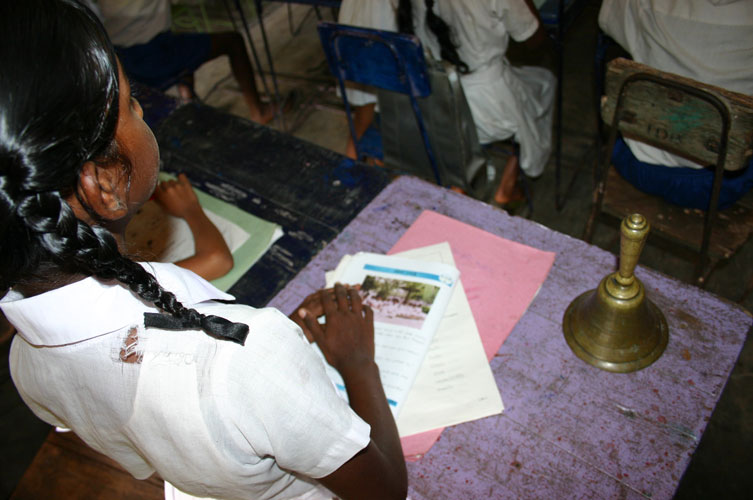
[319,287,337,314]
[334,283,349,311]
[364,304,373,324]
[349,286,363,315]
[301,309,323,340]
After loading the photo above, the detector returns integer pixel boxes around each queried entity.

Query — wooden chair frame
[584,58,753,287]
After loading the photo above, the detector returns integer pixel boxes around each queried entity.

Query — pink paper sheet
[390,211,555,459]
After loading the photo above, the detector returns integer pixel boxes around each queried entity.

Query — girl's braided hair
[0,0,247,344]
[398,0,470,74]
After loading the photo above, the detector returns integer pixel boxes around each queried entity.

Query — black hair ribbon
[144,312,249,345]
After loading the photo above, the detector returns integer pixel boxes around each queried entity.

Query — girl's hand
[307,284,407,500]
[153,173,202,219]
[290,285,360,342]
[289,290,326,342]
[299,283,374,374]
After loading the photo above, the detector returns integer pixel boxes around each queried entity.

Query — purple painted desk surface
[269,176,752,499]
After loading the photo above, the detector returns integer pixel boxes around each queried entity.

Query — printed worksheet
[319,252,459,418]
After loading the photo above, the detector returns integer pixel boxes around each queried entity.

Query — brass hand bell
[562,214,668,373]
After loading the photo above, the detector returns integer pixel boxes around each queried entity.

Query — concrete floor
[1,1,750,498]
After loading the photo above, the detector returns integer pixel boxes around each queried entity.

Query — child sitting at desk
[0,1,407,499]
[338,0,555,207]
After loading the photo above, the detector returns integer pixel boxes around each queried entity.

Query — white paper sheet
[326,243,503,436]
[390,243,504,436]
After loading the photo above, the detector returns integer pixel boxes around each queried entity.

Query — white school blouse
[1,262,370,500]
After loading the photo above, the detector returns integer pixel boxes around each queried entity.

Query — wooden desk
[270,176,752,499]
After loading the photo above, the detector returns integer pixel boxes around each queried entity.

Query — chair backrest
[601,58,753,172]
[318,21,442,184]
[317,21,431,98]
[588,58,753,286]
[317,21,488,192]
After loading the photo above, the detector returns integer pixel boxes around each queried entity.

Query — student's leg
[345,103,376,160]
[208,32,276,124]
[117,32,208,91]
[493,154,525,205]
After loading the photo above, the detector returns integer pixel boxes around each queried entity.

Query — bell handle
[617,214,650,285]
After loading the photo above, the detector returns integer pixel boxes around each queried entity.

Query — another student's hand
[153,173,233,281]
[299,283,375,374]
[153,173,203,219]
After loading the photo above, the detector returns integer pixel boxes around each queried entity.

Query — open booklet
[314,251,460,419]
[323,242,504,436]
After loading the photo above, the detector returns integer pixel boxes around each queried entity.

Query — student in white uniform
[0,2,407,499]
[338,0,555,206]
[598,0,753,210]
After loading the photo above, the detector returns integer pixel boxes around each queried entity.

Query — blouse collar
[0,262,234,346]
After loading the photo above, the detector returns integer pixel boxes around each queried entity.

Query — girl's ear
[74,160,129,221]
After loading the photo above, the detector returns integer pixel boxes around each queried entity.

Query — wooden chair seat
[603,167,753,260]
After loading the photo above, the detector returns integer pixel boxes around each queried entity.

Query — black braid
[0,0,248,344]
[424,0,469,74]
[397,0,470,74]
[9,150,247,343]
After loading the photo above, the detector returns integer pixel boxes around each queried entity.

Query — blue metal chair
[317,21,443,185]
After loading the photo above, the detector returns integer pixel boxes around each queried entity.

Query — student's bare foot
[250,92,295,125]
[177,83,195,105]
[251,103,277,125]
[365,157,384,167]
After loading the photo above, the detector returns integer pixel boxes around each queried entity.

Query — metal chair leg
[583,122,619,242]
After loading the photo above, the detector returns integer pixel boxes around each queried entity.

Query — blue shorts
[116,31,211,90]
[612,137,753,211]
